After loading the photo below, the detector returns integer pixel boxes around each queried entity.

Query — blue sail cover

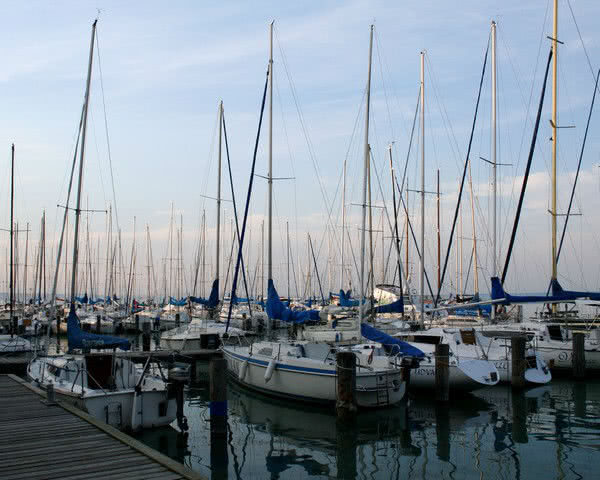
[67,307,130,351]
[551,279,600,301]
[360,323,425,358]
[267,279,320,324]
[375,297,404,314]
[189,279,219,308]
[339,289,359,307]
[453,305,492,317]
[88,298,103,305]
[491,276,562,304]
[169,296,187,307]
[75,293,89,304]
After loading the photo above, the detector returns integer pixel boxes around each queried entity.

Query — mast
[23,222,29,302]
[551,0,558,311]
[491,20,498,281]
[468,161,479,296]
[341,157,347,289]
[9,144,14,335]
[216,101,223,290]
[267,21,274,284]
[286,221,290,300]
[359,25,374,327]
[419,51,425,326]
[70,19,97,304]
[437,169,441,291]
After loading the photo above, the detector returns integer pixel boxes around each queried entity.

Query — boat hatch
[547,325,564,341]
[258,347,273,356]
[86,354,114,390]
[460,329,477,345]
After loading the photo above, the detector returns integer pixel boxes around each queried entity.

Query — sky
[0,0,599,299]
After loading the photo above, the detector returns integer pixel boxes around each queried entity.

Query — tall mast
[216,101,223,288]
[286,221,290,300]
[70,19,96,304]
[491,20,498,281]
[267,21,274,284]
[468,161,479,296]
[419,51,425,326]
[23,222,29,302]
[359,25,374,326]
[551,0,558,295]
[9,144,14,334]
[341,157,347,288]
[437,169,441,291]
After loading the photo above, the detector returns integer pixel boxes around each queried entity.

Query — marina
[1,0,600,478]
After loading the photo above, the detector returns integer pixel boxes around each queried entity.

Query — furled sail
[67,307,130,351]
[360,323,425,358]
[267,279,320,324]
[189,279,219,308]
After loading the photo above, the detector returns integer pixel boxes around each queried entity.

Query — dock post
[209,355,228,480]
[511,336,526,388]
[572,332,586,379]
[12,317,18,337]
[511,389,528,443]
[142,322,151,352]
[336,351,357,420]
[56,312,61,354]
[96,315,101,333]
[135,314,140,333]
[435,343,450,402]
[175,313,180,328]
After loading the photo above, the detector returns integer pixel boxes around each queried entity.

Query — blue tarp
[88,298,103,305]
[189,279,219,308]
[375,297,404,314]
[551,279,600,301]
[267,279,320,324]
[360,323,425,358]
[339,289,359,307]
[67,307,130,351]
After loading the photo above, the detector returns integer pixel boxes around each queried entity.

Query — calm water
[136,377,600,480]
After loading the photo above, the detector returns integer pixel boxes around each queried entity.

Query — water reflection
[133,375,600,480]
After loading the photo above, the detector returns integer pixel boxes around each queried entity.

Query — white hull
[223,344,406,407]
[407,358,499,391]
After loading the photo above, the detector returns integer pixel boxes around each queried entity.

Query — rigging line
[222,111,254,311]
[225,69,269,333]
[373,28,397,143]
[94,29,120,232]
[547,69,600,293]
[274,27,339,248]
[501,49,553,284]
[435,37,489,307]
[308,233,325,303]
[399,88,421,197]
[566,0,598,86]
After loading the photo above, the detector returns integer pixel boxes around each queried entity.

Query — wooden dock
[0,374,203,480]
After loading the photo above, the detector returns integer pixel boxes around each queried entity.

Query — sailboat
[487,1,600,372]
[223,24,418,408]
[27,20,177,431]
[0,144,33,354]
[161,101,245,351]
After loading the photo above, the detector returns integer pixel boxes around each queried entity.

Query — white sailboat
[27,19,177,432]
[224,24,412,408]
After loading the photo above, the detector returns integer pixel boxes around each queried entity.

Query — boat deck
[0,374,203,480]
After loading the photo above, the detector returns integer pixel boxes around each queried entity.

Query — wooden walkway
[0,375,203,480]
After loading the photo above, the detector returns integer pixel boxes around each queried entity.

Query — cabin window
[258,347,273,357]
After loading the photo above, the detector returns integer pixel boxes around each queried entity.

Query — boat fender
[264,357,277,383]
[239,360,249,381]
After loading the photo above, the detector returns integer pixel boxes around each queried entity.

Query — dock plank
[0,375,203,480]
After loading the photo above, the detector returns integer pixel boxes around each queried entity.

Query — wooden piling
[96,315,101,333]
[511,336,526,388]
[572,332,586,379]
[209,355,228,480]
[435,343,450,402]
[135,314,140,333]
[175,313,180,328]
[336,351,357,420]
[142,322,151,352]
